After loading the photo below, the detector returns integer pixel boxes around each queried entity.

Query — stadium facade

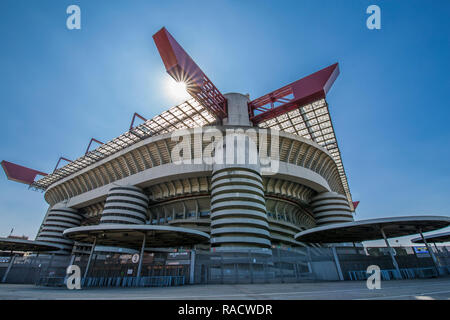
[33,89,354,257]
[2,27,357,262]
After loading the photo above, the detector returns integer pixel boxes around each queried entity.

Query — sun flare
[165,77,190,102]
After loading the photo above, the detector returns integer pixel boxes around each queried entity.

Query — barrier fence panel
[336,246,450,280]
[1,245,449,287]
[0,255,73,285]
[193,248,319,285]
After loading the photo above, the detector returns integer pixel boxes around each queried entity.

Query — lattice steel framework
[30,99,217,190]
[153,27,227,119]
[257,98,353,210]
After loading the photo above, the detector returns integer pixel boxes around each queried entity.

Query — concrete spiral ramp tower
[310,192,354,226]
[211,166,271,251]
[36,202,83,254]
[210,93,272,254]
[100,185,149,225]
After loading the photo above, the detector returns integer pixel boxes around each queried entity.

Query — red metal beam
[129,112,147,130]
[152,27,227,119]
[85,138,104,155]
[53,157,72,173]
[352,201,360,211]
[249,63,340,124]
[1,160,47,185]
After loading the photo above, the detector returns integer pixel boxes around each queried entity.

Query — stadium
[1,27,449,287]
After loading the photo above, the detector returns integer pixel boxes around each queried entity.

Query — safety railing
[348,267,439,281]
[80,275,185,288]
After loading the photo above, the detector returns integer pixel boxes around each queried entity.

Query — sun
[165,77,190,102]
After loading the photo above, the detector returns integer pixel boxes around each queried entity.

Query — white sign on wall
[132,254,140,264]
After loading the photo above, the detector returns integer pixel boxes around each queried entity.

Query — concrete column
[36,203,83,255]
[189,250,196,284]
[222,93,251,126]
[100,185,149,225]
[310,192,354,226]
[248,250,254,284]
[210,93,271,255]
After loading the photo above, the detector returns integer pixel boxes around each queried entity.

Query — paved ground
[0,278,449,300]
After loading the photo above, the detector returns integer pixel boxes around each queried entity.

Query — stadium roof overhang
[294,216,450,243]
[30,99,217,190]
[2,27,354,209]
[0,237,64,252]
[63,224,210,249]
[411,231,450,244]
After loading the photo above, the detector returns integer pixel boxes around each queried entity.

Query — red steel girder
[85,138,104,155]
[1,160,47,185]
[53,157,72,173]
[129,112,147,130]
[249,63,340,124]
[152,27,227,119]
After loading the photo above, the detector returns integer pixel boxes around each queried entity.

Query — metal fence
[335,245,450,281]
[0,255,72,285]
[194,247,331,284]
[1,245,449,287]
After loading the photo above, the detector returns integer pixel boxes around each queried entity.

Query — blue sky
[0,0,449,245]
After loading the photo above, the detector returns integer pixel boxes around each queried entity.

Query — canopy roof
[63,224,210,249]
[294,216,450,243]
[29,80,352,208]
[0,237,64,252]
[411,231,450,244]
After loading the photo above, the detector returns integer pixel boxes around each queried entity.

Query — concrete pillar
[189,250,196,284]
[309,192,354,226]
[36,202,83,255]
[222,93,251,126]
[100,185,149,225]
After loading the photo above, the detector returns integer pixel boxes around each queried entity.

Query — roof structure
[63,224,210,249]
[3,28,353,209]
[29,97,351,206]
[411,231,450,244]
[258,98,351,207]
[153,27,227,119]
[31,99,217,190]
[1,161,47,185]
[294,216,450,243]
[0,237,64,252]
